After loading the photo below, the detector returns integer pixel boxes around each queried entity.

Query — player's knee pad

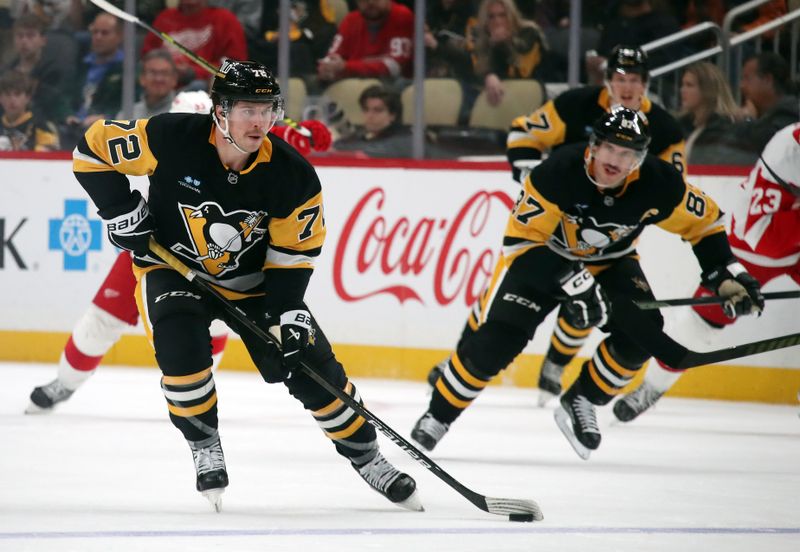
[285,353,348,410]
[458,321,529,378]
[153,314,213,376]
[71,303,133,356]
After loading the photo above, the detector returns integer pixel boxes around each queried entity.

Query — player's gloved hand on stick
[702,261,764,318]
[266,306,312,381]
[558,265,610,329]
[100,191,154,256]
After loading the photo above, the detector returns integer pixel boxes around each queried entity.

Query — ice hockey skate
[355,452,423,512]
[554,385,601,460]
[190,438,229,512]
[613,381,666,422]
[25,379,74,414]
[410,411,450,451]
[536,359,565,407]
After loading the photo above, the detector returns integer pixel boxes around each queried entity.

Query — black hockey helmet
[590,107,651,153]
[211,59,283,110]
[605,45,649,82]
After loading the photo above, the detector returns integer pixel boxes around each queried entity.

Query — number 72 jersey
[73,113,326,297]
[502,144,730,270]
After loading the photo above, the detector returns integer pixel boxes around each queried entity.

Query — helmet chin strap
[212,110,251,155]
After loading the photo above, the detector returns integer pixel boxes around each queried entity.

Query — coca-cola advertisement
[307,166,520,350]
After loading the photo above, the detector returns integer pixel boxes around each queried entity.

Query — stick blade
[485,497,544,521]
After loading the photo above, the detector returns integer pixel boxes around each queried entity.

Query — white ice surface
[1,362,798,552]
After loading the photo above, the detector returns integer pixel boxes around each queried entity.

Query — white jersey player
[614,121,800,422]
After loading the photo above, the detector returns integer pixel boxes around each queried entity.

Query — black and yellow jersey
[507,86,686,178]
[73,113,326,304]
[502,143,732,291]
[0,111,59,151]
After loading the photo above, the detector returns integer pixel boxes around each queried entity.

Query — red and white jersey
[327,2,413,78]
[142,7,248,81]
[730,122,800,268]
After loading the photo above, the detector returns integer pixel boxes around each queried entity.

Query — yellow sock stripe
[599,341,639,377]
[557,316,592,337]
[435,378,472,409]
[550,334,581,355]
[451,354,489,389]
[587,360,621,395]
[166,393,218,417]
[134,280,153,345]
[467,312,479,331]
[162,367,212,386]
[324,415,366,440]
[314,381,354,417]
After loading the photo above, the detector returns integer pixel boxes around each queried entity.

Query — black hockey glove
[558,265,610,330]
[266,306,312,380]
[100,191,154,256]
[702,261,764,319]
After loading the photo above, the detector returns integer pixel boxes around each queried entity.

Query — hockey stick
[147,237,543,521]
[88,0,311,137]
[611,298,800,369]
[634,290,800,310]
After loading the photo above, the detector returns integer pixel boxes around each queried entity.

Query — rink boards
[1,155,798,403]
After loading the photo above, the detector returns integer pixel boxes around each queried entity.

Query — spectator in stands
[317,0,414,84]
[470,0,549,106]
[677,61,744,164]
[732,52,799,159]
[66,12,123,130]
[117,49,179,120]
[333,84,412,157]
[81,1,165,26]
[241,0,337,79]
[587,0,683,85]
[0,70,59,151]
[424,0,475,81]
[9,0,78,31]
[143,0,247,89]
[1,13,68,122]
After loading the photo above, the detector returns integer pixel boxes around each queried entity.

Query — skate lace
[571,395,600,434]
[358,453,401,493]
[192,442,225,476]
[42,379,73,401]
[624,383,664,412]
[417,413,449,441]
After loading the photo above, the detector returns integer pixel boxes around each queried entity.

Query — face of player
[608,72,646,110]
[0,91,30,121]
[357,0,391,22]
[590,141,643,189]
[362,97,395,136]
[220,100,280,152]
[13,28,46,59]
[680,71,702,113]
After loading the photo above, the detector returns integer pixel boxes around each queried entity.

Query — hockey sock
[546,315,593,366]
[642,358,685,393]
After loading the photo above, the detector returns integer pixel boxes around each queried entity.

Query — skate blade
[202,488,225,513]
[24,401,53,415]
[396,489,425,512]
[553,406,591,461]
[537,390,557,408]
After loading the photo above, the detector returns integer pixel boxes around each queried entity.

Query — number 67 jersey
[502,143,733,278]
[730,122,800,272]
[73,113,326,300]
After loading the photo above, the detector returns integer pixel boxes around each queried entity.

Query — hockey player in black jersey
[72,59,422,512]
[426,45,688,407]
[411,108,763,460]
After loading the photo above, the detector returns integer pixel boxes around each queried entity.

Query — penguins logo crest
[172,202,267,276]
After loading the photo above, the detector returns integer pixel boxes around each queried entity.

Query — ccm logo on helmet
[254,88,272,93]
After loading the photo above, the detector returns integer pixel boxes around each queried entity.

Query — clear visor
[225,99,284,129]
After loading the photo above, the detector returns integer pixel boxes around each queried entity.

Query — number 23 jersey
[73,113,326,299]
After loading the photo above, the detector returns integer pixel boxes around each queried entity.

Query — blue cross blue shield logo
[48,199,102,270]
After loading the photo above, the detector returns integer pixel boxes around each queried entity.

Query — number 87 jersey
[73,113,326,300]
[502,143,734,279]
